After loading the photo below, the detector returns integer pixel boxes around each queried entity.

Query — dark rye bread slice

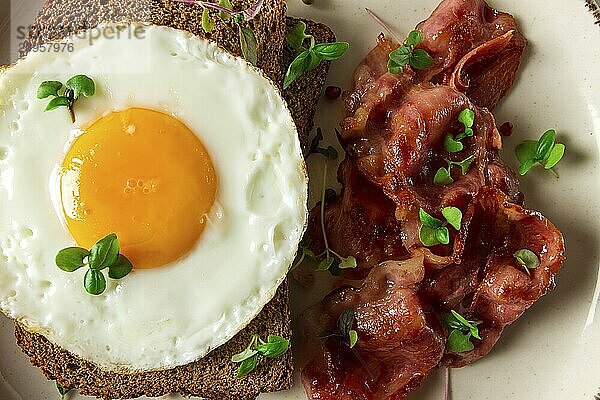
[21,0,288,85]
[14,3,335,399]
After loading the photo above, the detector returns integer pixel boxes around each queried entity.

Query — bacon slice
[300,256,445,400]
[416,0,527,109]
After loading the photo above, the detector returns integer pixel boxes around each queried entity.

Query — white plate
[1,0,599,399]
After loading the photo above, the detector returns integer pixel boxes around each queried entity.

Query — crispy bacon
[301,0,562,398]
[301,256,445,400]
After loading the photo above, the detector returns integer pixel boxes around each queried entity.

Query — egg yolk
[60,108,217,269]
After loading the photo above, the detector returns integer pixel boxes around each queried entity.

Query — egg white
[0,23,307,372]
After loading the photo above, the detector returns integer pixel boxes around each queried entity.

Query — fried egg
[0,23,307,371]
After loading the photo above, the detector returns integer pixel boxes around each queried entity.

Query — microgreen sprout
[284,21,349,89]
[441,310,482,353]
[515,129,565,177]
[231,334,290,378]
[293,129,357,275]
[433,154,476,185]
[513,248,540,276]
[320,309,359,349]
[443,108,475,153]
[55,381,71,400]
[177,0,263,65]
[55,233,133,295]
[37,75,95,123]
[418,207,462,247]
[387,29,433,74]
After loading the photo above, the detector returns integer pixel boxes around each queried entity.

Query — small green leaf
[434,167,454,185]
[450,154,476,175]
[312,42,349,61]
[84,269,106,295]
[231,346,258,363]
[387,59,405,75]
[444,134,464,153]
[449,310,481,339]
[337,309,355,337]
[238,25,258,66]
[65,75,95,98]
[283,50,312,90]
[418,208,443,229]
[405,30,424,47]
[56,381,70,397]
[314,145,338,160]
[458,109,475,128]
[441,207,462,231]
[446,330,475,353]
[535,129,556,161]
[348,330,358,348]
[515,140,538,164]
[37,81,63,99]
[389,45,411,65]
[419,225,440,247]
[236,353,258,378]
[434,226,450,245]
[543,143,565,170]
[45,96,70,111]
[202,8,216,32]
[339,256,357,269]
[285,21,313,53]
[108,254,133,279]
[218,0,233,21]
[513,249,540,270]
[89,233,119,270]
[55,247,89,272]
[518,158,536,176]
[256,335,290,358]
[409,49,433,70]
[316,256,335,272]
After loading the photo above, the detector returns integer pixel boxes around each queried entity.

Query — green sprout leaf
[449,154,476,175]
[446,329,475,353]
[441,206,462,231]
[202,8,216,32]
[256,335,290,358]
[315,256,335,272]
[65,74,96,98]
[515,140,538,164]
[405,29,424,47]
[409,49,433,70]
[419,208,443,229]
[286,21,313,53]
[89,233,119,271]
[284,49,312,90]
[458,108,475,128]
[238,24,258,66]
[45,96,70,111]
[434,167,454,185]
[348,329,358,348]
[444,134,464,153]
[55,381,71,399]
[108,254,134,279]
[231,337,259,363]
[419,225,440,247]
[513,249,540,275]
[37,81,63,99]
[236,353,259,378]
[389,45,411,66]
[434,226,450,245]
[544,143,565,170]
[55,247,90,272]
[518,158,536,176]
[218,0,233,21]
[448,310,481,339]
[535,129,556,161]
[339,256,357,270]
[312,42,350,61]
[84,269,106,295]
[337,309,355,337]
